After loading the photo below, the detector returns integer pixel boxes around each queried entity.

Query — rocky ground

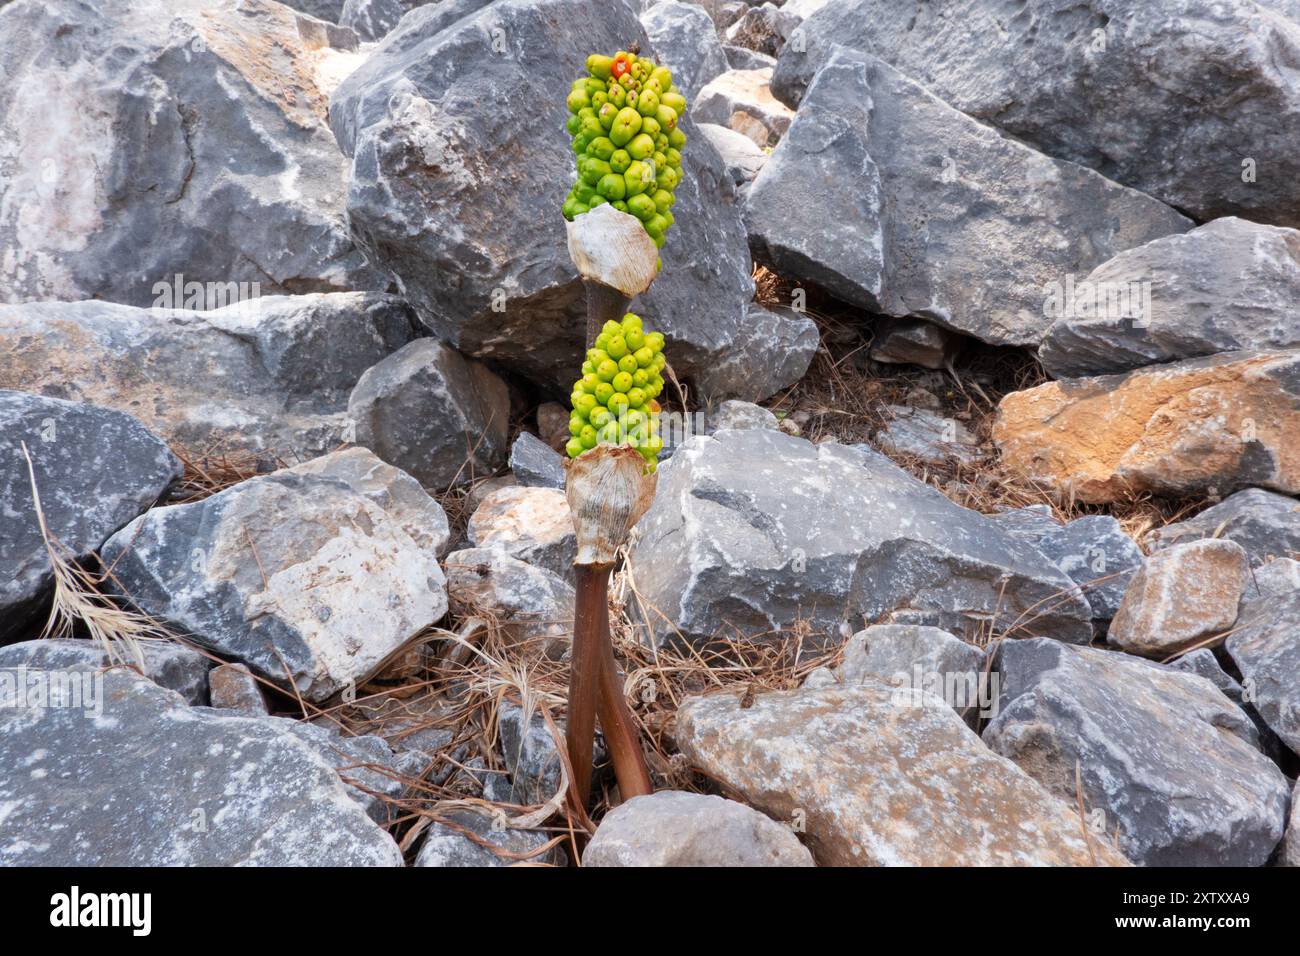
[0,0,1297,867]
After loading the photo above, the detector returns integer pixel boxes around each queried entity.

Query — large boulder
[1040,218,1300,378]
[328,0,798,400]
[0,668,402,866]
[340,0,442,40]
[693,68,794,148]
[583,791,814,867]
[0,391,181,641]
[771,0,1300,228]
[1146,488,1300,567]
[1226,585,1300,756]
[1107,541,1250,658]
[639,1,731,100]
[100,448,449,702]
[630,429,1095,648]
[346,337,511,489]
[745,50,1190,347]
[0,294,419,462]
[994,350,1300,504]
[0,0,382,306]
[984,639,1290,866]
[677,685,1128,866]
[0,638,211,705]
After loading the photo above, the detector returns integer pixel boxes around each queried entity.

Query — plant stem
[583,279,631,348]
[595,619,653,798]
[566,563,608,808]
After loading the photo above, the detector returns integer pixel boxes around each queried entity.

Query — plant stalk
[566,563,608,809]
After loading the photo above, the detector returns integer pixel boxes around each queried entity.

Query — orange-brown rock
[994,350,1300,504]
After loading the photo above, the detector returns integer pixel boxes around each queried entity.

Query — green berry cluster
[568,311,667,473]
[562,51,688,248]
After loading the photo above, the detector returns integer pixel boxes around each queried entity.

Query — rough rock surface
[639,1,730,99]
[724,3,801,57]
[415,809,562,867]
[444,548,574,658]
[1147,488,1300,567]
[994,350,1300,503]
[0,391,181,640]
[509,432,566,490]
[709,399,778,432]
[1108,540,1249,658]
[869,318,957,370]
[339,0,436,40]
[467,486,576,581]
[693,68,794,148]
[209,663,268,715]
[1040,218,1300,378]
[584,791,814,867]
[871,406,981,467]
[984,639,1289,866]
[1287,782,1300,867]
[698,123,770,188]
[0,0,382,306]
[990,511,1143,622]
[347,337,510,489]
[497,700,563,806]
[770,0,1300,228]
[0,668,403,866]
[677,685,1127,866]
[701,303,819,403]
[631,429,1094,648]
[724,43,776,71]
[745,50,1190,346]
[328,0,784,398]
[100,449,449,702]
[1226,585,1300,755]
[0,294,418,461]
[0,638,210,705]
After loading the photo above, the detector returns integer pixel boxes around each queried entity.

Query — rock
[696,0,748,31]
[535,402,573,453]
[497,700,563,806]
[1165,648,1245,702]
[693,68,794,147]
[1040,219,1300,378]
[467,485,576,581]
[347,337,510,490]
[465,474,518,515]
[1147,488,1300,568]
[639,1,730,99]
[275,718,414,825]
[994,350,1300,503]
[0,0,381,306]
[444,548,574,658]
[1287,782,1300,867]
[1226,585,1300,756]
[871,406,982,467]
[339,0,433,40]
[208,663,268,715]
[698,123,769,188]
[1248,556,1300,600]
[830,624,988,724]
[984,638,1289,866]
[100,449,449,703]
[0,638,210,705]
[509,432,566,490]
[724,3,801,57]
[869,319,957,371]
[415,808,563,866]
[0,668,402,865]
[772,0,1300,229]
[283,0,347,20]
[700,302,818,404]
[724,43,776,71]
[991,512,1143,622]
[745,50,1190,345]
[329,0,762,398]
[1108,541,1249,658]
[0,294,418,461]
[0,391,182,640]
[677,684,1127,866]
[709,400,778,432]
[630,429,1095,648]
[583,791,814,867]
[292,445,452,558]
